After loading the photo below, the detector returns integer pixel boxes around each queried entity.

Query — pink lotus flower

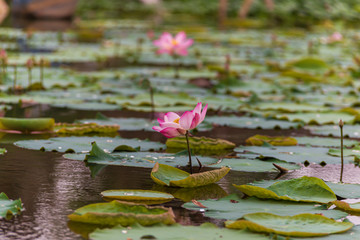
[152,102,208,138]
[153,31,193,56]
[26,59,34,69]
[0,49,7,60]
[329,32,343,42]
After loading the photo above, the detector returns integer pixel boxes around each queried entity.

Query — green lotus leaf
[90,222,269,240]
[234,176,336,203]
[0,148,6,155]
[306,125,360,138]
[182,194,347,220]
[245,135,297,146]
[247,180,360,199]
[151,162,230,188]
[166,136,236,151]
[225,213,353,237]
[72,142,218,169]
[67,200,175,226]
[235,146,353,165]
[54,122,119,136]
[209,157,300,172]
[274,112,356,125]
[286,57,328,70]
[152,183,228,202]
[204,116,302,129]
[328,146,360,158]
[0,192,23,219]
[248,102,328,113]
[79,117,154,131]
[281,70,324,83]
[295,136,359,148]
[15,136,165,153]
[331,200,360,214]
[0,117,54,133]
[53,102,120,111]
[101,190,174,205]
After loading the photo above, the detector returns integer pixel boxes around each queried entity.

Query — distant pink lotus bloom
[26,59,34,69]
[147,30,155,40]
[320,32,343,44]
[0,49,7,60]
[153,31,193,57]
[153,102,208,138]
[329,32,343,42]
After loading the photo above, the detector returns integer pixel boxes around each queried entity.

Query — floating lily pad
[55,123,119,136]
[79,117,154,131]
[225,212,353,237]
[331,200,360,214]
[90,223,269,240]
[233,176,337,203]
[183,194,347,220]
[247,180,360,199]
[166,136,235,151]
[209,157,300,172]
[295,136,359,148]
[0,148,6,154]
[286,57,328,70]
[306,125,360,138]
[0,117,55,133]
[274,112,356,125]
[67,200,175,226]
[204,116,302,129]
[151,162,230,188]
[328,146,360,158]
[101,190,174,205]
[0,192,23,219]
[235,146,353,165]
[15,136,165,153]
[152,184,228,202]
[245,135,297,146]
[66,142,219,169]
[248,102,328,113]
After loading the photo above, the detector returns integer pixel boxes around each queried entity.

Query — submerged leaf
[225,212,353,237]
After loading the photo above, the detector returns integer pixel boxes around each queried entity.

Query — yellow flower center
[173,118,180,124]
[171,39,178,45]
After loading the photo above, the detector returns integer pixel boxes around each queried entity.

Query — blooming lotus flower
[152,102,208,138]
[153,31,193,56]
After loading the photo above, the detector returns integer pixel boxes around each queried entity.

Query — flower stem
[173,56,179,78]
[339,119,344,183]
[185,131,193,174]
[150,84,155,120]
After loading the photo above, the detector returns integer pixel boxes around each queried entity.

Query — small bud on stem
[339,119,344,183]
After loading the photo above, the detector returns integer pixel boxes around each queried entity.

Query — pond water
[1,105,360,239]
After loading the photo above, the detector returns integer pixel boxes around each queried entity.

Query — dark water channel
[2,105,360,239]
